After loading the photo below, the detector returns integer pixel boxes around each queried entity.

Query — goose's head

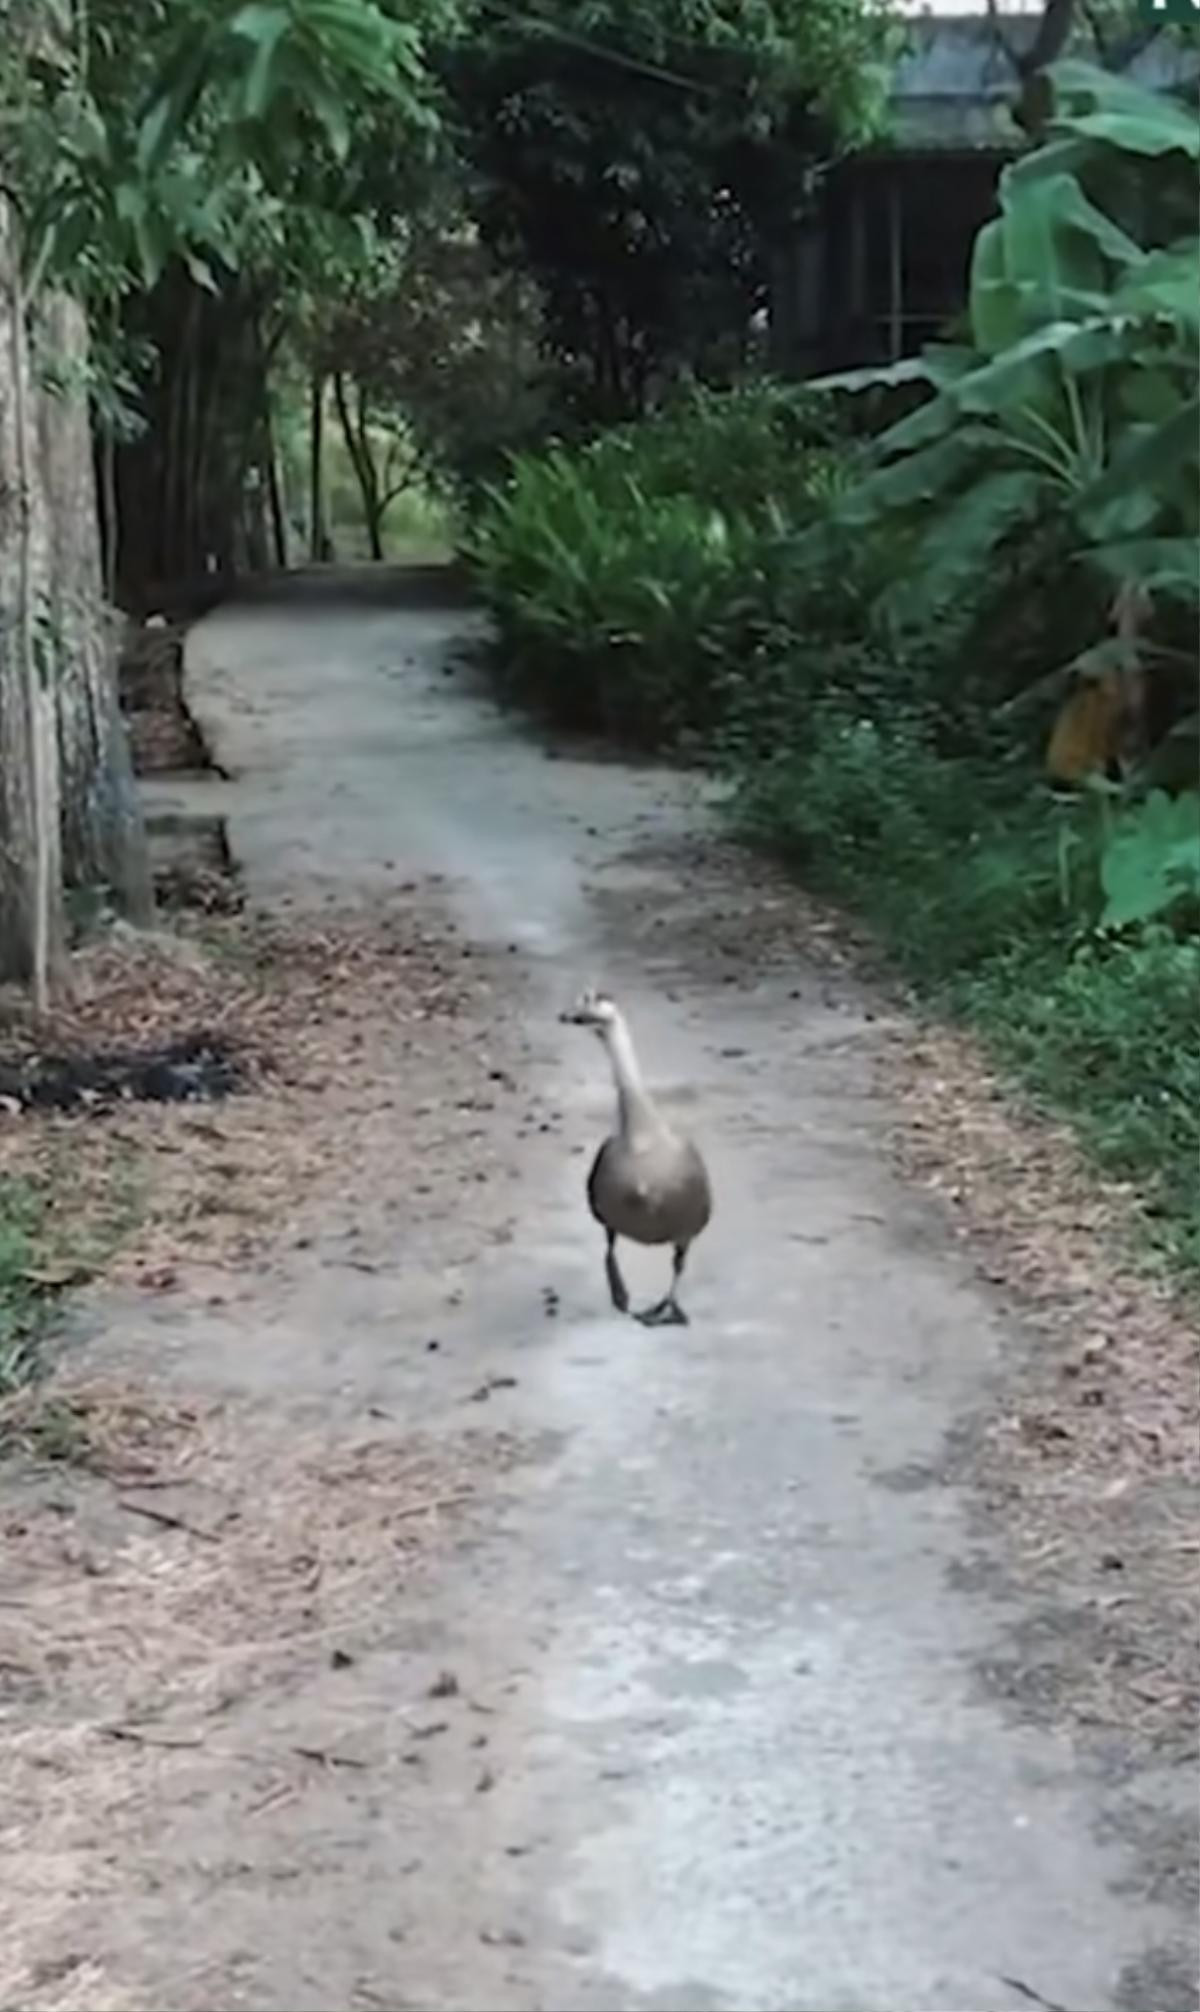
[559,987,620,1034]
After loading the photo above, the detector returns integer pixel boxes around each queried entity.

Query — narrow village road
[15,569,1189,2012]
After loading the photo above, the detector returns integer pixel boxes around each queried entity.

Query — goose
[559,987,712,1326]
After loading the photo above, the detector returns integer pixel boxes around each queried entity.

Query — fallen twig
[291,1743,370,1770]
[247,1780,299,1818]
[392,1490,474,1521]
[101,1724,204,1750]
[999,1974,1075,2012]
[118,1497,222,1542]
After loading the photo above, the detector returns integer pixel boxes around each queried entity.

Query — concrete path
[117,569,1185,2011]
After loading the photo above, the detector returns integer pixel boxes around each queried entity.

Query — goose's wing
[663,1137,712,1241]
[587,1134,635,1226]
[588,1131,712,1244]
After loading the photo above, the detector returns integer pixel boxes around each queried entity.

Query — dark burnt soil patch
[0,895,511,1306]
[0,1033,245,1116]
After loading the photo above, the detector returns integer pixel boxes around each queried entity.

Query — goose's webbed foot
[635,1243,691,1326]
[635,1295,689,1328]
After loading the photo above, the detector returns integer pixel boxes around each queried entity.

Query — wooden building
[770,16,1197,378]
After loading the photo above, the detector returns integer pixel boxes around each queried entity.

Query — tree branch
[1018,0,1077,77]
[333,372,373,500]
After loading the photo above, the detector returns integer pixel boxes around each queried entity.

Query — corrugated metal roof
[883,16,1198,151]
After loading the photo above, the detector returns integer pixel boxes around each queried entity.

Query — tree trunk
[98,421,117,601]
[0,208,65,998]
[37,292,154,923]
[989,0,1078,135]
[333,372,387,560]
[114,268,267,605]
[309,370,327,562]
[265,426,287,567]
[250,310,287,570]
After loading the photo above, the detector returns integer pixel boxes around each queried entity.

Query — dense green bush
[727,705,1200,1271]
[730,703,1083,966]
[468,382,857,744]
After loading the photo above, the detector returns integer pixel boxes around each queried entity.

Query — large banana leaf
[1051,59,1200,160]
[1116,242,1200,333]
[812,346,975,396]
[1075,398,1200,538]
[1063,103,1200,162]
[967,169,1143,354]
[877,316,1153,459]
[833,426,997,524]
[1087,538,1200,600]
[877,468,1047,631]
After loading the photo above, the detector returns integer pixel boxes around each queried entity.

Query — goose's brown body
[587,1130,711,1248]
[561,988,712,1325]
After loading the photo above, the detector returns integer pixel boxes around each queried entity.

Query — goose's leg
[604,1231,630,1315]
[636,1244,690,1328]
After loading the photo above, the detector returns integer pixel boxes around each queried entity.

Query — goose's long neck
[603,1011,659,1140]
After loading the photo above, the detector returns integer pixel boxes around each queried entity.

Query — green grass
[0,1178,55,1395]
[959,934,1200,1270]
[728,711,1200,1278]
[0,1150,143,1404]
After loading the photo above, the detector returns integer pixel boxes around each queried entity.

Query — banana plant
[1099,787,1200,928]
[813,61,1200,633]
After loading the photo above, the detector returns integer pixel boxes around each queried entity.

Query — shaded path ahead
[93,571,1192,2007]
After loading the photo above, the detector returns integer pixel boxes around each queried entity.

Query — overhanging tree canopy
[444,0,891,415]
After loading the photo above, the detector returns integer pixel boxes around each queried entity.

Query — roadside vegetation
[0,1180,53,1396]
[470,60,1200,1278]
[0,1152,139,1399]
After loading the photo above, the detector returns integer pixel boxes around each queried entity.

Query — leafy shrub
[1099,788,1200,928]
[730,702,1089,970]
[580,382,850,520]
[727,707,1199,1271]
[468,383,854,744]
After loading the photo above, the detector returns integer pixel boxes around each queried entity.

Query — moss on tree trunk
[37,292,153,922]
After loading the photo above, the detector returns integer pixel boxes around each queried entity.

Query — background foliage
[470,56,1200,1275]
[445,0,891,418]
